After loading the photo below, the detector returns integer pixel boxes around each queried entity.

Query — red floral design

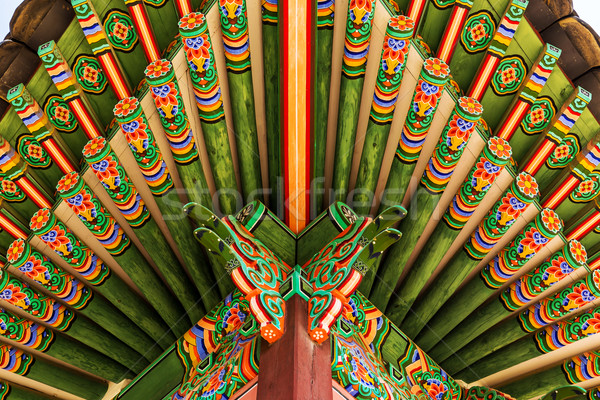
[7,240,24,263]
[83,137,106,157]
[541,209,561,233]
[30,209,50,231]
[517,173,538,197]
[569,240,587,265]
[489,137,511,159]
[1,179,17,195]
[470,23,486,41]
[553,144,570,160]
[390,15,414,31]
[1,284,29,309]
[145,59,171,78]
[459,97,483,115]
[83,65,99,84]
[92,156,120,184]
[54,103,70,123]
[44,228,70,253]
[152,82,178,110]
[20,256,48,282]
[424,58,449,78]
[500,67,516,85]
[112,22,129,41]
[27,144,43,160]
[56,172,79,193]
[544,257,571,283]
[179,12,204,30]
[114,97,138,118]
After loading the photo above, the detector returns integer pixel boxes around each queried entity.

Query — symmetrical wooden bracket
[189,202,405,345]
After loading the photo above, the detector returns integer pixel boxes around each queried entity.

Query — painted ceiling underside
[1,0,600,399]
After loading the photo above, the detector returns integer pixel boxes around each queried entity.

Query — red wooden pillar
[257,295,333,400]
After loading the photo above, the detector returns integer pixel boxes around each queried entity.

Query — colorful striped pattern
[71,0,132,99]
[502,240,587,311]
[7,239,92,309]
[444,137,512,228]
[496,44,561,141]
[6,84,75,173]
[467,0,529,100]
[523,87,591,175]
[178,13,226,123]
[145,60,200,165]
[0,308,53,351]
[421,97,483,193]
[464,171,538,259]
[0,268,74,331]
[82,137,150,227]
[480,208,563,289]
[114,97,173,196]
[519,269,600,332]
[341,0,376,78]
[535,304,600,353]
[56,172,130,255]
[29,208,109,286]
[397,58,450,163]
[219,0,252,72]
[370,16,415,124]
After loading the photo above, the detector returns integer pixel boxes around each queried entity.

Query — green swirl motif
[103,10,138,52]
[0,175,26,203]
[546,135,580,169]
[460,11,496,54]
[460,11,496,53]
[43,95,78,133]
[341,0,376,78]
[82,137,150,228]
[0,308,54,351]
[571,172,600,203]
[73,55,108,94]
[16,134,51,169]
[491,55,527,96]
[521,96,556,135]
[432,0,456,9]
[219,0,252,72]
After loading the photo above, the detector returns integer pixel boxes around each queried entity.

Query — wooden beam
[257,295,333,400]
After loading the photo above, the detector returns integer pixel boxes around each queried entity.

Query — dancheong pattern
[44,95,78,132]
[461,11,496,53]
[171,291,259,399]
[341,0,376,78]
[219,0,252,72]
[103,9,138,52]
[571,171,600,203]
[521,96,556,135]
[491,55,527,95]
[73,55,108,94]
[535,305,600,353]
[29,208,110,286]
[15,134,51,169]
[547,134,581,169]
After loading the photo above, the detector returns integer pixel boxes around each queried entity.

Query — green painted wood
[233,201,297,266]
[416,1,453,54]
[178,13,239,215]
[143,1,181,53]
[1,345,109,399]
[497,366,570,400]
[218,0,262,202]
[184,202,236,297]
[112,345,185,400]
[30,207,175,349]
[0,381,55,400]
[313,3,334,215]
[56,171,188,337]
[82,136,200,325]
[415,208,563,351]
[369,97,483,311]
[6,238,161,363]
[353,18,415,216]
[443,317,532,377]
[261,5,281,214]
[331,0,376,202]
[397,172,538,338]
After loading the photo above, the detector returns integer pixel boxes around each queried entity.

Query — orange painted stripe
[468,54,498,101]
[567,211,600,241]
[284,0,311,233]
[41,139,75,173]
[522,139,555,175]
[175,0,192,16]
[69,99,102,139]
[542,175,579,209]
[497,100,528,140]
[100,53,131,99]
[130,5,160,61]
[437,7,468,63]
[0,213,26,239]
[17,177,52,209]
[407,0,427,27]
